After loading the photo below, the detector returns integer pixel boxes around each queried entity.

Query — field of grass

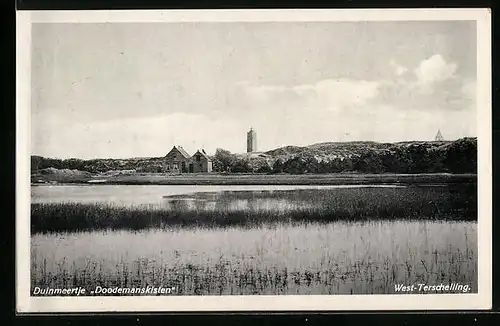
[31,185,477,233]
[31,220,477,295]
[94,172,478,185]
[32,172,477,185]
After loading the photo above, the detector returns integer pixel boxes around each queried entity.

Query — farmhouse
[187,149,213,173]
[164,146,191,173]
[164,146,212,173]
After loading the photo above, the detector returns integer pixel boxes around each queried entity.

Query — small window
[173,163,178,169]
[196,155,200,162]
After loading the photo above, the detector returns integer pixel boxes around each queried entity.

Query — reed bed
[31,185,477,233]
[31,221,477,295]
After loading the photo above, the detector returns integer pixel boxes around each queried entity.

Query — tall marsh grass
[31,221,477,295]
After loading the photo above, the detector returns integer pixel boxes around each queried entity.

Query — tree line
[211,138,477,174]
[31,137,477,175]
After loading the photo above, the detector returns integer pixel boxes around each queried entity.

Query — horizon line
[30,136,476,161]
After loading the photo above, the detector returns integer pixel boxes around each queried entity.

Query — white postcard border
[16,8,492,313]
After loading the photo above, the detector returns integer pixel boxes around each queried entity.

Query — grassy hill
[215,138,476,174]
[31,137,477,179]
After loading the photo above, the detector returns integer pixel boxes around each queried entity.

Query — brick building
[164,146,191,173]
[164,146,212,173]
[187,149,213,173]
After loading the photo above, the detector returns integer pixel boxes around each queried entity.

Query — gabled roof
[192,149,212,161]
[167,146,191,159]
[177,146,191,158]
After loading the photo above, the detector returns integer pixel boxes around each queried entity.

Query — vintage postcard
[16,9,492,313]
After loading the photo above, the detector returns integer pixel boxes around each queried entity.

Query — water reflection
[161,191,313,212]
[31,184,406,206]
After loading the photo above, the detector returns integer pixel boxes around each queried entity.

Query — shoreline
[31,172,477,186]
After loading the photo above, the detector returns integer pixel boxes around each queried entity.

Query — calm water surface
[31,184,405,207]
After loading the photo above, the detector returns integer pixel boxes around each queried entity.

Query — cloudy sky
[31,21,477,159]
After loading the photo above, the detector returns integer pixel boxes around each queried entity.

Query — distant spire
[435,129,444,141]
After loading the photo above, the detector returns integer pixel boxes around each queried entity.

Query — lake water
[31,184,406,207]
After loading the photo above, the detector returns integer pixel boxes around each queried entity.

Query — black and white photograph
[16,9,492,312]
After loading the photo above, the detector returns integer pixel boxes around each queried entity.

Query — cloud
[414,54,457,92]
[461,79,476,100]
[240,78,380,112]
[238,55,467,118]
[390,60,408,76]
[31,112,247,159]
[374,54,474,112]
[32,53,476,159]
[32,99,477,160]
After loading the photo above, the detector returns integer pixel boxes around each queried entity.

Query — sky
[31,21,477,159]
